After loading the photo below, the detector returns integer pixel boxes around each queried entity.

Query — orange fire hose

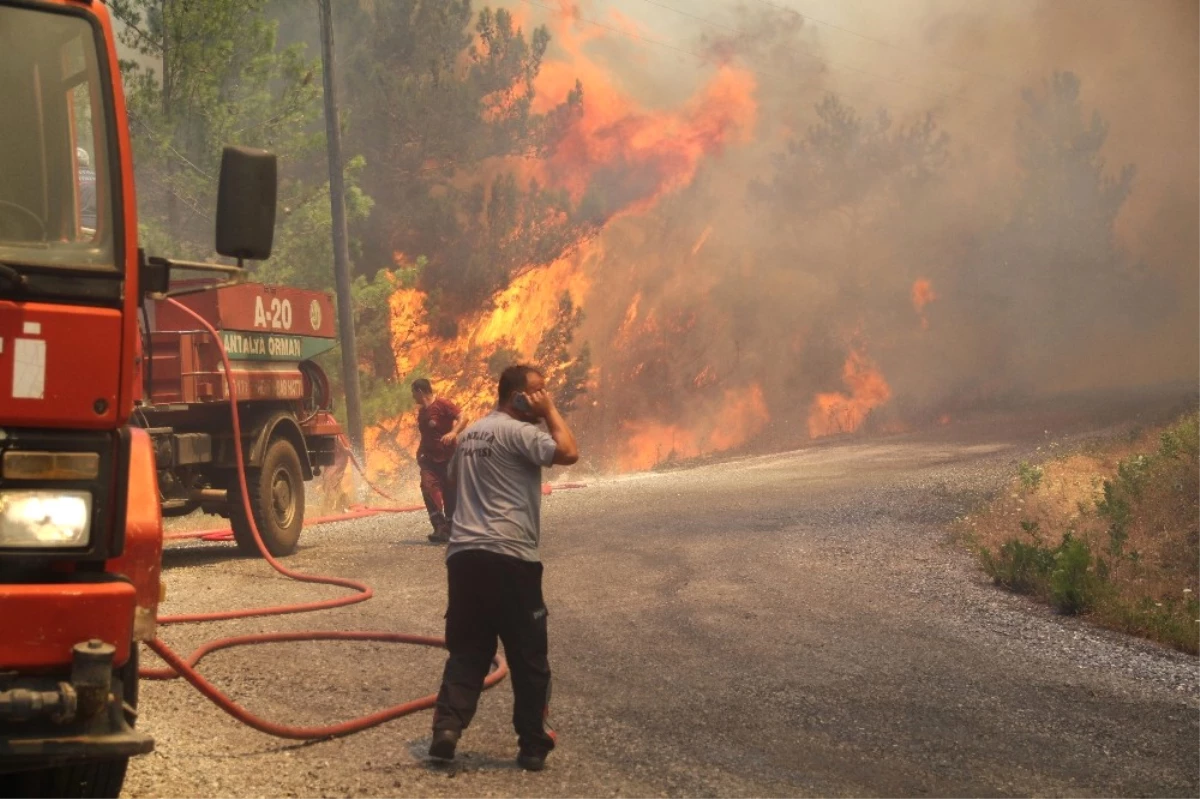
[140,298,510,740]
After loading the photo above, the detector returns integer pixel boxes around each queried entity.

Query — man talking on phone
[428,364,579,772]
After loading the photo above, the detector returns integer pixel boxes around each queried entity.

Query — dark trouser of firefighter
[418,456,455,539]
[433,549,556,757]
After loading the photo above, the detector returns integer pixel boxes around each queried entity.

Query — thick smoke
[516,0,1199,468]
[346,0,1197,476]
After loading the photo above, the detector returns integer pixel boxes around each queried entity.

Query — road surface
[124,409,1199,797]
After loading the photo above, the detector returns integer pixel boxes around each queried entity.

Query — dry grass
[960,411,1199,653]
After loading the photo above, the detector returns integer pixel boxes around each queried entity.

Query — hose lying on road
[139,298,513,740]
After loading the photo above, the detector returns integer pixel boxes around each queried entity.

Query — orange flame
[527,7,757,215]
[374,3,760,473]
[807,348,892,438]
[391,253,592,407]
[380,252,596,483]
[539,65,755,213]
[618,384,769,471]
[911,278,937,331]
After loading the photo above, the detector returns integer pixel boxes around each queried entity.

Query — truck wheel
[2,650,139,799]
[230,436,305,557]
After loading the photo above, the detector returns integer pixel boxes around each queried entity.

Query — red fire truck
[0,1,331,794]
[141,282,343,556]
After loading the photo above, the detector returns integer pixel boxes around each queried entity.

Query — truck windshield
[0,5,117,272]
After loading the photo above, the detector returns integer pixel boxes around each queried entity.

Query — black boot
[517,749,548,771]
[427,511,450,543]
[429,729,459,760]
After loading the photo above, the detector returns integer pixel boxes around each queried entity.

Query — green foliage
[1012,72,1134,241]
[252,156,374,291]
[1158,413,1199,461]
[487,345,524,379]
[981,530,1105,615]
[1096,477,1132,557]
[746,93,952,401]
[1095,415,1198,560]
[110,0,413,428]
[1115,455,1152,499]
[359,371,423,429]
[317,263,426,419]
[239,2,598,421]
[1049,534,1103,615]
[982,537,1055,595]
[352,267,404,382]
[1018,461,1044,492]
[1104,595,1200,652]
[341,1,591,317]
[963,71,1166,390]
[111,0,331,259]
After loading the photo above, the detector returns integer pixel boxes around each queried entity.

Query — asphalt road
[123,409,1199,798]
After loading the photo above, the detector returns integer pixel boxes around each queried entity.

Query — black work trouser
[432,548,556,755]
[418,456,455,525]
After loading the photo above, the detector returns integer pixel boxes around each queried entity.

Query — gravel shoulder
[124,410,1199,798]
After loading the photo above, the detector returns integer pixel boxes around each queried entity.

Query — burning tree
[751,93,951,435]
[341,3,591,324]
[533,293,591,414]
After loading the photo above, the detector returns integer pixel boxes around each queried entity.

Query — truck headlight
[0,491,92,548]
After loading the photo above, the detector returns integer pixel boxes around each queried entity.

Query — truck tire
[2,650,139,799]
[230,436,305,557]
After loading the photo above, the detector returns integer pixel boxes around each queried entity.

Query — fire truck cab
[0,1,284,794]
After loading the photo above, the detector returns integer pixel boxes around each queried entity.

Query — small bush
[1158,413,1199,461]
[983,537,1055,593]
[1049,535,1103,614]
[1018,461,1044,491]
[982,531,1106,615]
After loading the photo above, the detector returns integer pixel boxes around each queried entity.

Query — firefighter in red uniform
[413,378,468,542]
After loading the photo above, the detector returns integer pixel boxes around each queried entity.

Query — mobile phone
[512,392,532,413]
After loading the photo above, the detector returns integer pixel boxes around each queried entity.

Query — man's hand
[526,389,555,419]
[439,431,457,446]
[531,389,578,465]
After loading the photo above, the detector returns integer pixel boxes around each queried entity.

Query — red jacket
[417,397,461,463]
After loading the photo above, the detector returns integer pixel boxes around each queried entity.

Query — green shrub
[1159,413,1199,461]
[981,531,1107,616]
[1018,461,1044,491]
[1049,534,1103,614]
[982,537,1055,594]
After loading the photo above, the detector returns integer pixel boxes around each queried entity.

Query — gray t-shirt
[446,410,558,563]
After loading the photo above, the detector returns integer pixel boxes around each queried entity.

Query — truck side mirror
[215,146,277,262]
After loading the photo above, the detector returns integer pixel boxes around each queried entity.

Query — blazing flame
[392,253,592,400]
[372,1,760,475]
[528,4,756,214]
[807,347,892,438]
[618,383,770,471]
